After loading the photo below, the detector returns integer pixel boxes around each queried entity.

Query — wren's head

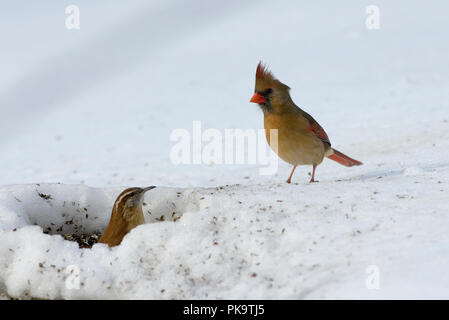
[250,61,292,113]
[99,186,156,247]
[114,186,156,210]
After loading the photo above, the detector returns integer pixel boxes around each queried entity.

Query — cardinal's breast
[264,112,325,166]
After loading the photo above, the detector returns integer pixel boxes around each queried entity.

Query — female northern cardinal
[250,62,362,183]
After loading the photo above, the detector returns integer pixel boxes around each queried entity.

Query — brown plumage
[250,61,362,183]
[98,186,156,247]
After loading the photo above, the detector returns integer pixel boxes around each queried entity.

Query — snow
[0,0,449,299]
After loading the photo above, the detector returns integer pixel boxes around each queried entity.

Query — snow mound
[1,177,448,299]
[0,183,203,299]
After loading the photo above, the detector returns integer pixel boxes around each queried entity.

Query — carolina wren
[98,186,156,247]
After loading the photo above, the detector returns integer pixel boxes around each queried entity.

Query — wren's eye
[261,88,273,97]
[128,190,139,198]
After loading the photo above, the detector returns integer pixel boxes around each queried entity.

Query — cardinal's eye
[261,88,273,97]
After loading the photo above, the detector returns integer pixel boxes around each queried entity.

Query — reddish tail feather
[327,149,363,167]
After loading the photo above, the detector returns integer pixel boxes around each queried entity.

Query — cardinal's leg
[309,164,318,183]
[286,165,297,184]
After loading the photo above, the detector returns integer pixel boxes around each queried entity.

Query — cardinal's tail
[327,148,363,167]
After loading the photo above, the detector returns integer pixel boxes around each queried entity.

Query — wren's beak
[250,92,266,104]
[132,186,156,205]
[142,186,156,193]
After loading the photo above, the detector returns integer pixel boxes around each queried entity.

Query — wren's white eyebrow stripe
[114,188,138,211]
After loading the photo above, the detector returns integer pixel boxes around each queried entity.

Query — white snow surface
[0,0,449,299]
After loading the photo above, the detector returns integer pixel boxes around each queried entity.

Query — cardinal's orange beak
[250,92,266,104]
